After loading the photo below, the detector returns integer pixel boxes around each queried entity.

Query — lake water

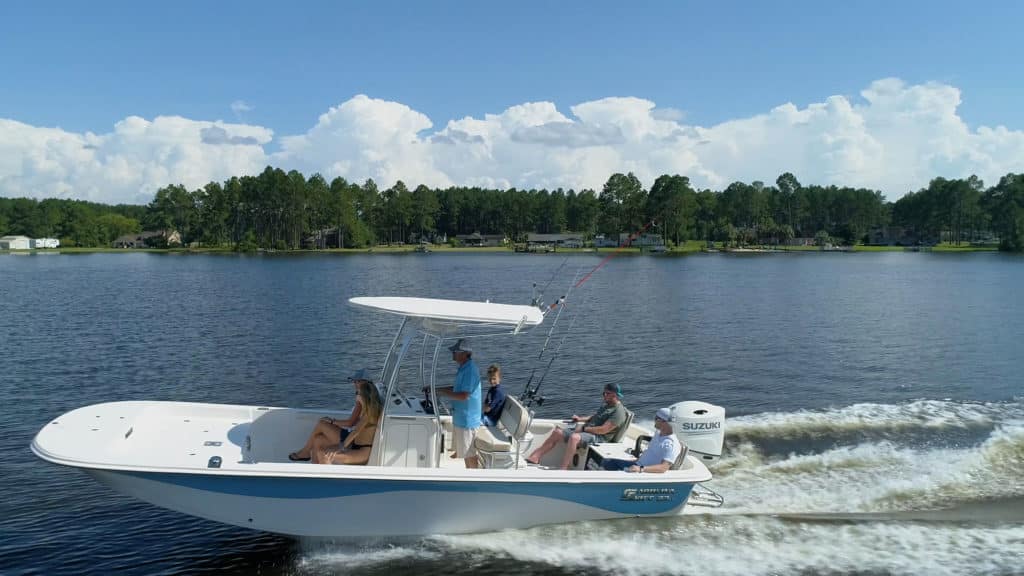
[1,251,1022,575]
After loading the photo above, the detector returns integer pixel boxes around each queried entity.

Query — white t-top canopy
[349,296,544,327]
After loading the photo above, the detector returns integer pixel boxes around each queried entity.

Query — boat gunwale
[31,400,712,484]
[30,440,710,484]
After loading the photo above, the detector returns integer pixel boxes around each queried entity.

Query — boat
[31,296,725,538]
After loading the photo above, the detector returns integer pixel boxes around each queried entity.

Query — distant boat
[414,244,432,253]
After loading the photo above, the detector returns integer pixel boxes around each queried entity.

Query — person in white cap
[600,407,681,473]
[434,339,482,468]
[288,368,373,462]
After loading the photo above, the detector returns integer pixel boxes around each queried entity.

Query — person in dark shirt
[481,364,506,427]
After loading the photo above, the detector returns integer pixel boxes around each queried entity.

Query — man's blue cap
[448,338,472,354]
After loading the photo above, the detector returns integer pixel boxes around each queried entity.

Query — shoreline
[0,243,1001,255]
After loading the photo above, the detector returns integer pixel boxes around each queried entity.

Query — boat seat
[474,395,531,467]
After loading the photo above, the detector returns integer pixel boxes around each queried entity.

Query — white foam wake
[726,398,1024,439]
[295,401,1024,576]
[433,516,1024,576]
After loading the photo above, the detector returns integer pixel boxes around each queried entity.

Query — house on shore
[527,233,585,249]
[0,236,61,249]
[112,230,182,248]
[303,227,348,249]
[455,232,507,247]
[866,226,939,246]
[0,235,32,250]
[618,233,664,248]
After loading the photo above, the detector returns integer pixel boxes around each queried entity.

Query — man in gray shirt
[526,383,627,470]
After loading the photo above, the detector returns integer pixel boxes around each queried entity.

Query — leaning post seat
[474,395,532,468]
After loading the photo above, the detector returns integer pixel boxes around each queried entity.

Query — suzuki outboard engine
[669,401,725,463]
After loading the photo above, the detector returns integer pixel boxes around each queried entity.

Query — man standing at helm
[435,338,482,468]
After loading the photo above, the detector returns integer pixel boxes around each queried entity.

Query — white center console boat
[31,296,724,537]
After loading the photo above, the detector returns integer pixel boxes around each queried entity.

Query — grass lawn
[932,242,998,252]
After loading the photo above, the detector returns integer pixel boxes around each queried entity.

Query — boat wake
[716,399,1024,515]
[298,399,1024,576]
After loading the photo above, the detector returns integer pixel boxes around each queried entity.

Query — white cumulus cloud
[2,78,1023,205]
[274,94,451,189]
[0,116,272,204]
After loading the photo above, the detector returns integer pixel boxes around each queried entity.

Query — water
[1,251,1022,575]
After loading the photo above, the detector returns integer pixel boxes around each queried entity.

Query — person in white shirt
[601,407,681,473]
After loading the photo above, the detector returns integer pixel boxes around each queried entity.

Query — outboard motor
[670,401,725,463]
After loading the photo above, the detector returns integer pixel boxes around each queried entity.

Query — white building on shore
[0,235,32,250]
[31,238,60,249]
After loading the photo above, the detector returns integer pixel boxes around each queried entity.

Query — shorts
[562,427,599,448]
[452,426,478,458]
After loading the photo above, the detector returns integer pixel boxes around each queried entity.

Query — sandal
[288,452,310,461]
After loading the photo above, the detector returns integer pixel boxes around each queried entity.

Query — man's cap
[603,383,623,398]
[655,407,675,423]
[448,338,472,354]
[347,368,372,382]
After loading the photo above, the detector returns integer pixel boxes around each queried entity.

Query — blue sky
[2,1,1023,203]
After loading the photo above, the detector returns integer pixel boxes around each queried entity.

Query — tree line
[2,167,1023,251]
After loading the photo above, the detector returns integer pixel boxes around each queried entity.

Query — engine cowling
[669,401,725,462]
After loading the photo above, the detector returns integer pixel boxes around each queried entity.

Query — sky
[1,0,1023,205]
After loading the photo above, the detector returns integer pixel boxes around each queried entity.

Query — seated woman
[288,368,371,461]
[314,379,383,465]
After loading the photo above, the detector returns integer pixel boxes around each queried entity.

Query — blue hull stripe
[122,471,694,514]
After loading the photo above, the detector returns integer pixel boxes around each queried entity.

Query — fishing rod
[520,267,586,407]
[519,286,588,408]
[521,219,659,407]
[531,256,569,310]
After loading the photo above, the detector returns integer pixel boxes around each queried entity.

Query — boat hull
[87,468,695,537]
[32,400,709,537]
